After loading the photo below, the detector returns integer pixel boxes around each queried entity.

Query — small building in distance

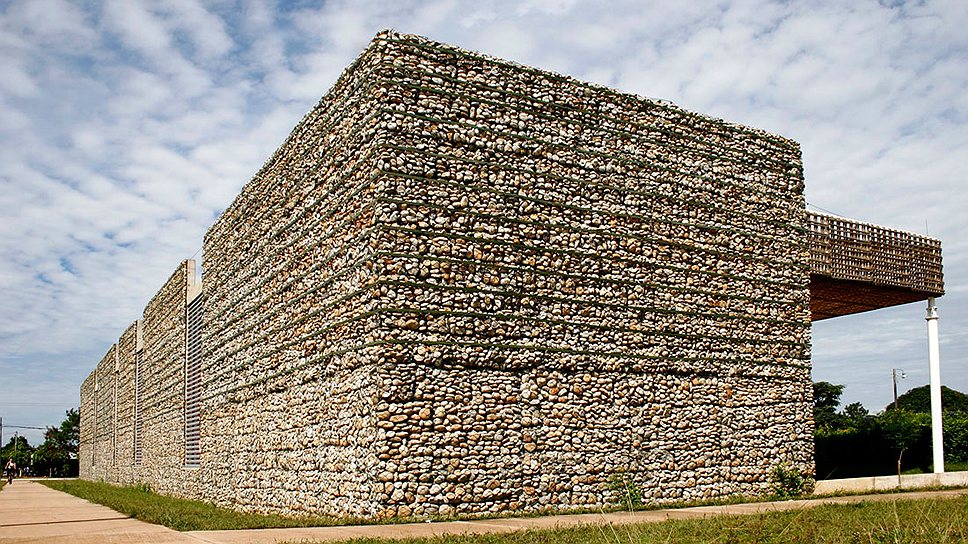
[78,30,943,518]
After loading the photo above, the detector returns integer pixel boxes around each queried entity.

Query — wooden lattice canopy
[808,212,944,321]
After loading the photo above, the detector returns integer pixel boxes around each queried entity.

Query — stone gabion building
[79,30,943,518]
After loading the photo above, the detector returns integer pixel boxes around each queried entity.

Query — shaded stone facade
[79,30,814,518]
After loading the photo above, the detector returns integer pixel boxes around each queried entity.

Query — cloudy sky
[1,0,966,446]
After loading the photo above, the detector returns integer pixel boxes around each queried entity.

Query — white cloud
[101,0,173,58]
[160,0,235,61]
[2,0,97,49]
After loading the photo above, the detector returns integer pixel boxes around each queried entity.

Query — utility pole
[892,368,906,409]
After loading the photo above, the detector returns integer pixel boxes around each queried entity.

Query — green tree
[813,381,846,431]
[885,385,968,413]
[49,408,79,457]
[32,409,80,477]
[843,402,868,420]
[0,435,34,469]
[843,402,875,432]
[879,409,930,477]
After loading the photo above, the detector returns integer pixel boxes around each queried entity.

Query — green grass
[34,478,813,531]
[40,479,352,531]
[39,479,769,530]
[40,478,968,538]
[338,496,968,544]
[900,461,968,475]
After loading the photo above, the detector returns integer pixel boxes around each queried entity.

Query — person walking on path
[4,458,16,484]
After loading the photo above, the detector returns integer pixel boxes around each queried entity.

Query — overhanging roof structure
[807,211,944,321]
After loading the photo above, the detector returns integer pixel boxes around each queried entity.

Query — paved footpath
[1,480,966,544]
[0,479,197,543]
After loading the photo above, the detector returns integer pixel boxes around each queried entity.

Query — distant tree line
[1,409,79,477]
[814,382,968,479]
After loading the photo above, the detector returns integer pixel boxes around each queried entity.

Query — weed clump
[770,463,813,498]
[605,471,642,509]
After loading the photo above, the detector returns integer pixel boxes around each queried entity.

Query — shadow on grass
[40,479,355,531]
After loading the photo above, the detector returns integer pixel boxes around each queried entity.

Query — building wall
[78,262,195,490]
[114,321,138,484]
[80,35,395,515]
[365,31,811,516]
[90,345,116,481]
[193,35,395,516]
[137,262,198,496]
[79,30,812,519]
[78,372,95,478]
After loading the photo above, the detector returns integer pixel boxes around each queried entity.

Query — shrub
[770,463,811,498]
[880,409,932,476]
[944,411,968,463]
[132,482,153,494]
[605,471,642,509]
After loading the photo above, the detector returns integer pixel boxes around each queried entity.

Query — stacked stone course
[78,373,94,471]
[91,346,116,481]
[113,322,138,484]
[365,33,810,515]
[79,30,813,518]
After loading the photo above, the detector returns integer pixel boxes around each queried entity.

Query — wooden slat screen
[807,212,943,294]
[184,294,203,467]
[134,350,143,465]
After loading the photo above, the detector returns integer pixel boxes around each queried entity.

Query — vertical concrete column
[926,297,944,473]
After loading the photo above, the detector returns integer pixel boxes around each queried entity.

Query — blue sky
[1,0,966,446]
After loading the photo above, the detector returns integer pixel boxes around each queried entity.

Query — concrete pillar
[926,297,944,473]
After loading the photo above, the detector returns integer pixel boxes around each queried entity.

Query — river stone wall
[193,34,396,516]
[112,321,138,484]
[79,30,812,518]
[138,261,201,495]
[366,31,811,517]
[78,372,95,476]
[79,262,201,493]
[90,345,116,481]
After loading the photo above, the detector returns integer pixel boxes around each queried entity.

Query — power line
[1,417,51,446]
[0,402,75,407]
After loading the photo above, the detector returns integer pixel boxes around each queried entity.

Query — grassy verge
[40,479,351,531]
[901,461,968,475]
[338,495,968,544]
[39,479,779,530]
[40,478,968,534]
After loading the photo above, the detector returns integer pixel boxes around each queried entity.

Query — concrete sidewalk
[0,480,199,543]
[1,480,966,544]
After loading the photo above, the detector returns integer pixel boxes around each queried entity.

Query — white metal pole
[926,297,945,473]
